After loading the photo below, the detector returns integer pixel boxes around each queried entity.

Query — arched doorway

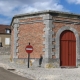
[60,30,76,67]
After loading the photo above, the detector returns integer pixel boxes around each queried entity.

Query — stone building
[11,10,80,67]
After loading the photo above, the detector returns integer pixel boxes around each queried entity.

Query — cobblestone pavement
[0,55,80,80]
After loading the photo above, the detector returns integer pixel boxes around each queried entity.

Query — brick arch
[55,26,79,67]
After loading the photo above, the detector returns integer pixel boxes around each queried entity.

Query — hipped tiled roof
[0,24,11,34]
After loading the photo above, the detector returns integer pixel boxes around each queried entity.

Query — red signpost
[25,43,33,68]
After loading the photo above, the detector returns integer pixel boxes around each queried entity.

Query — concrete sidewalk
[0,55,80,80]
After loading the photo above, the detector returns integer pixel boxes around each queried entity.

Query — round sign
[25,45,33,54]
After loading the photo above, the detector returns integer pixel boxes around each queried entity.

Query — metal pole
[28,42,30,68]
[28,53,30,68]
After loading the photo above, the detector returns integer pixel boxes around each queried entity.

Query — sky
[0,0,80,25]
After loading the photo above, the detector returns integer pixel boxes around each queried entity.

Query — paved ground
[0,55,80,80]
[0,67,31,80]
[14,67,80,80]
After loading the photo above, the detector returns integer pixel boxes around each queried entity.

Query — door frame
[55,26,79,67]
[60,30,76,67]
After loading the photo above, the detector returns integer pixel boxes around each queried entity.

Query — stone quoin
[11,10,80,67]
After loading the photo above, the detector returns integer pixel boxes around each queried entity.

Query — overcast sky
[0,0,80,25]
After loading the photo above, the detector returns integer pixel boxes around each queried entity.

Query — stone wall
[12,16,45,58]
[0,47,10,55]
[52,16,80,67]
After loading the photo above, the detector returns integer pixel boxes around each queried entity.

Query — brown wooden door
[60,30,76,67]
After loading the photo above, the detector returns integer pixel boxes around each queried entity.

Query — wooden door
[60,30,76,67]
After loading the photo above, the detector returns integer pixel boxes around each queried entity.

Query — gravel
[0,55,80,80]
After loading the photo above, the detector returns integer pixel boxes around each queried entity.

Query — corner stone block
[52,38,55,41]
[43,28,46,31]
[43,34,45,38]
[43,41,46,44]
[43,14,52,20]
[13,18,19,24]
[43,48,45,52]
[52,44,55,49]
[16,49,18,53]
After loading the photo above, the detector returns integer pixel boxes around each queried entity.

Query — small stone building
[11,10,80,67]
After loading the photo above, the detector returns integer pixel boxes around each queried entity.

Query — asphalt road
[0,67,31,80]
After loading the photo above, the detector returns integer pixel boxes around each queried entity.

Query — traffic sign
[25,43,33,68]
[25,45,33,54]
